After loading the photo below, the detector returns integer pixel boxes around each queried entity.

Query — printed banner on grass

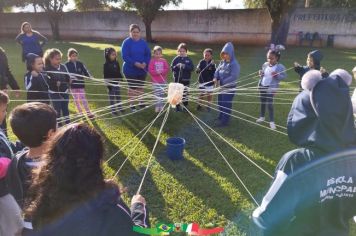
[133,222,224,235]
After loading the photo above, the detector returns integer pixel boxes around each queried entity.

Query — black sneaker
[130,106,137,112]
[139,104,147,109]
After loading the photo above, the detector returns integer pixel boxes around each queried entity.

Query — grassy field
[1,38,356,235]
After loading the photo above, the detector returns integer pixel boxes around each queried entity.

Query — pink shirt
[148,58,169,84]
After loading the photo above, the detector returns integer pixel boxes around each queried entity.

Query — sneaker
[270,122,277,130]
[88,113,95,119]
[256,117,265,123]
[196,105,202,111]
[139,103,147,109]
[130,106,137,112]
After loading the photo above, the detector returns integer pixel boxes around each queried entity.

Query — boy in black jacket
[196,48,216,111]
[171,43,194,112]
[6,102,57,210]
[104,48,124,115]
[65,48,94,119]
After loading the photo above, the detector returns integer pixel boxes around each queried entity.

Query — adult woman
[25,123,149,235]
[121,24,151,112]
[15,22,48,62]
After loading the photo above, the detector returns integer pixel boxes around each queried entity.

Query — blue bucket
[166,137,186,160]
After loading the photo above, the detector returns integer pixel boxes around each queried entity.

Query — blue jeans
[218,90,235,125]
[50,93,70,126]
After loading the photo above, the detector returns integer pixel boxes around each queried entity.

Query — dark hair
[204,48,213,55]
[26,53,41,72]
[268,49,281,61]
[0,91,9,105]
[177,43,188,52]
[43,48,62,68]
[25,123,109,227]
[129,24,140,32]
[10,102,57,147]
[67,48,78,58]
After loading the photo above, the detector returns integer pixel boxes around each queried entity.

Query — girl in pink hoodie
[148,46,169,112]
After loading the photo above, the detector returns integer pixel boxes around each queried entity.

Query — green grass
[1,38,356,235]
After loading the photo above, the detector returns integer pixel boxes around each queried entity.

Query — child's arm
[221,62,240,87]
[162,59,170,78]
[116,62,124,79]
[273,64,287,81]
[171,57,179,72]
[81,62,91,78]
[6,61,20,90]
[196,60,203,73]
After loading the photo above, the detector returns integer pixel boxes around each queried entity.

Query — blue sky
[14,0,245,12]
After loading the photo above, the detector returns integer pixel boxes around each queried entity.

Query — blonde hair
[44,48,62,67]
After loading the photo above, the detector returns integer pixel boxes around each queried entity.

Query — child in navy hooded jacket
[213,42,240,126]
[171,43,194,111]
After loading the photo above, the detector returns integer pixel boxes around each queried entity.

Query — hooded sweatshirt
[214,42,240,88]
[253,73,356,236]
[0,48,20,90]
[294,50,328,79]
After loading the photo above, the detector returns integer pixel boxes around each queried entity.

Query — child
[0,157,23,236]
[6,102,57,210]
[0,47,20,136]
[104,48,124,115]
[44,48,71,126]
[0,92,25,236]
[25,53,50,104]
[213,42,240,127]
[65,48,94,119]
[294,50,328,90]
[171,43,194,112]
[256,48,287,130]
[196,48,216,111]
[148,46,169,113]
[25,123,150,235]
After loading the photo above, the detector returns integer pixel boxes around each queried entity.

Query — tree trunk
[48,13,61,40]
[144,20,153,42]
[270,11,291,45]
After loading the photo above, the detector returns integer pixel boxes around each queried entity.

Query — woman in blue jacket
[213,42,240,127]
[121,24,151,112]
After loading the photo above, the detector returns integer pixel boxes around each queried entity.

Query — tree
[74,0,107,11]
[309,0,356,7]
[114,0,182,42]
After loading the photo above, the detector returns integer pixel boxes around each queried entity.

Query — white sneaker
[270,122,277,130]
[256,117,265,123]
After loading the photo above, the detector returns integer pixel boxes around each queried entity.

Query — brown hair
[129,24,140,32]
[177,43,188,52]
[204,48,213,55]
[67,48,78,58]
[25,123,112,228]
[43,48,62,67]
[10,102,57,148]
[20,22,31,34]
